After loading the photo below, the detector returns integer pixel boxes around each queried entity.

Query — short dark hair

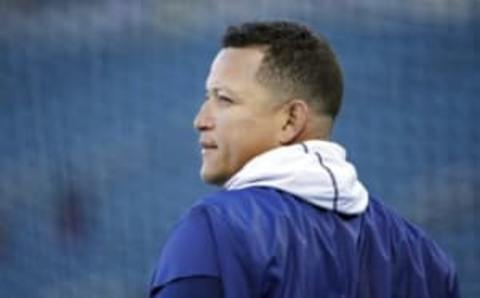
[222,21,343,119]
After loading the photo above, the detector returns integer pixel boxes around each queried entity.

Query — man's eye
[218,95,233,103]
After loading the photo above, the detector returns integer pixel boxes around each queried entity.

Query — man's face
[194,47,283,185]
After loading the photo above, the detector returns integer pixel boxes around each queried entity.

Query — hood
[224,140,369,214]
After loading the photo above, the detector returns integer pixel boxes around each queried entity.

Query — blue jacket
[151,187,459,297]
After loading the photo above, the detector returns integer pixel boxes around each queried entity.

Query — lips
[201,142,217,149]
[199,140,218,154]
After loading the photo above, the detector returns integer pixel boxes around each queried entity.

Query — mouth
[199,140,218,154]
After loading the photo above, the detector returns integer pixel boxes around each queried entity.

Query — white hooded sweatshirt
[224,140,369,215]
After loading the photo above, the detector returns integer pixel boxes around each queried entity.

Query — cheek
[220,116,275,164]
[218,115,259,145]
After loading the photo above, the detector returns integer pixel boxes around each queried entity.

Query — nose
[193,101,214,131]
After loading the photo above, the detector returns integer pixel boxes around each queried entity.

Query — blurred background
[0,0,478,297]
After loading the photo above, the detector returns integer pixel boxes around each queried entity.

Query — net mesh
[1,0,478,296]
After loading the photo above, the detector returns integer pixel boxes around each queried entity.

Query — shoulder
[368,197,438,245]
[189,187,310,247]
[191,187,292,221]
[191,186,323,224]
[367,197,457,275]
[195,186,282,207]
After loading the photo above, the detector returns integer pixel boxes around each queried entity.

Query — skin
[193,47,330,185]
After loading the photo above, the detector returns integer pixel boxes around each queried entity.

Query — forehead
[206,47,265,93]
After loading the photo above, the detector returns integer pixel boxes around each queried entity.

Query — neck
[294,115,332,143]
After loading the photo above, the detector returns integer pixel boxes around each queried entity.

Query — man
[150,21,459,297]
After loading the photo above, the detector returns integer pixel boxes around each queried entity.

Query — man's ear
[278,99,310,145]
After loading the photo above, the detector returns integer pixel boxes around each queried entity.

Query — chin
[200,167,230,186]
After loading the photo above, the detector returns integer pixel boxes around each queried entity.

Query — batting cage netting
[1,0,478,297]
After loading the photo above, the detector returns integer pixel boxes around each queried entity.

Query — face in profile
[194,47,284,185]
